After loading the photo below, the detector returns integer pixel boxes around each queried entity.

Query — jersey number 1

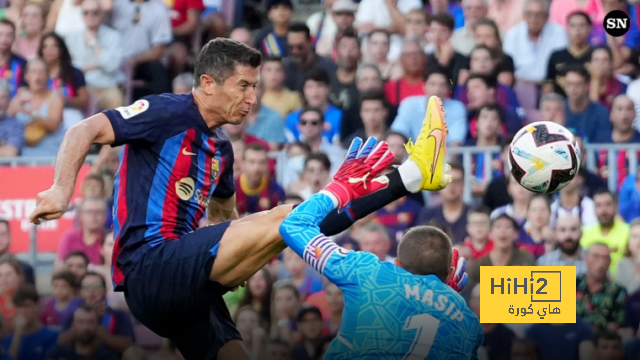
[402,313,441,360]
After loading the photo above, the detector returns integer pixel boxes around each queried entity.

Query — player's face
[72,310,99,343]
[526,197,550,229]
[540,100,565,125]
[356,67,382,92]
[303,80,329,108]
[261,61,284,89]
[0,264,20,292]
[554,216,581,254]
[490,218,517,249]
[215,65,260,125]
[611,97,636,132]
[325,283,343,314]
[469,48,493,75]
[298,313,324,340]
[367,33,390,61]
[63,257,87,281]
[236,309,260,340]
[242,149,268,182]
[567,14,590,45]
[467,213,491,241]
[594,194,616,227]
[425,74,448,99]
[360,100,386,129]
[52,279,73,301]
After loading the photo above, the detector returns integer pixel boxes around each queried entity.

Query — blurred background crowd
[1,0,640,358]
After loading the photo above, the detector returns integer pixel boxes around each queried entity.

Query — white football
[509,121,581,194]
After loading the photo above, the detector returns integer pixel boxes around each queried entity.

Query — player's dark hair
[594,331,621,346]
[468,205,491,219]
[81,271,107,289]
[430,13,455,31]
[299,106,325,123]
[592,45,613,62]
[368,29,390,42]
[466,73,497,89]
[397,226,452,282]
[0,19,15,33]
[288,22,311,40]
[0,256,23,278]
[37,32,75,88]
[567,10,592,26]
[12,283,39,306]
[238,268,273,326]
[385,131,408,143]
[337,27,360,48]
[593,188,617,203]
[245,142,268,154]
[65,251,90,267]
[305,152,331,172]
[478,103,504,125]
[194,38,262,87]
[359,88,387,109]
[564,64,590,83]
[303,67,330,86]
[52,270,80,290]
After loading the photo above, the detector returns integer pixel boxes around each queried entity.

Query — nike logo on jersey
[348,173,369,189]
[428,128,443,182]
[182,147,197,156]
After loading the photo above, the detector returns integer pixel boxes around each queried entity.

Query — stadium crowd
[1,0,640,358]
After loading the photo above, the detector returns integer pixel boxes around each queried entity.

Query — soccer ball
[509,121,581,194]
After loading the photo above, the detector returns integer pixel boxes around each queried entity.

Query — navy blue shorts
[123,221,241,360]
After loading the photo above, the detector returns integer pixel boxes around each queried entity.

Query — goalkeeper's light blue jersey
[280,193,484,360]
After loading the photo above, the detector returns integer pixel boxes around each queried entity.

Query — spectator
[41,271,82,330]
[451,0,488,56]
[282,248,323,300]
[482,136,513,211]
[261,57,302,118]
[296,107,343,173]
[58,272,135,354]
[615,219,640,294]
[343,88,387,145]
[491,175,533,227]
[383,37,426,107]
[581,189,631,276]
[285,69,343,145]
[0,0,25,29]
[235,143,285,216]
[589,0,639,69]
[65,0,125,111]
[238,268,273,327]
[564,64,611,143]
[235,306,267,360]
[364,30,400,81]
[404,9,429,52]
[619,168,640,224]
[14,2,44,60]
[465,74,521,140]
[255,0,293,57]
[324,283,342,336]
[320,1,358,61]
[39,32,88,129]
[595,95,640,188]
[473,18,515,86]
[0,20,26,98]
[62,251,89,284]
[537,213,588,274]
[330,28,361,141]
[358,222,395,262]
[171,72,193,95]
[543,11,593,97]
[242,81,287,148]
[265,339,292,360]
[503,0,568,84]
[468,283,516,360]
[418,162,470,244]
[291,306,325,360]
[165,0,204,78]
[281,142,311,188]
[0,81,22,156]
[573,134,608,198]
[392,69,467,145]
[470,213,535,283]
[3,284,58,360]
[306,0,337,58]
[283,23,336,92]
[355,63,383,93]
[588,47,627,111]
[7,58,64,157]
[87,232,127,311]
[550,169,598,229]
[47,304,119,360]
[355,0,422,61]
[222,117,270,150]
[287,152,331,200]
[462,206,493,260]
[592,332,624,360]
[518,194,553,258]
[110,0,172,98]
[229,27,252,46]
[0,256,25,328]
[539,92,567,125]
[425,13,468,87]
[55,198,106,271]
[465,105,505,197]
[384,131,408,165]
[577,243,627,332]
[373,191,422,256]
[549,0,601,27]
[47,0,111,39]
[270,281,302,345]
[0,221,34,285]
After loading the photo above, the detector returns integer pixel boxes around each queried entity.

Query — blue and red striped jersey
[104,93,235,290]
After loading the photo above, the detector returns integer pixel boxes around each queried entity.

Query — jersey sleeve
[103,96,172,147]
[211,143,235,199]
[279,192,366,287]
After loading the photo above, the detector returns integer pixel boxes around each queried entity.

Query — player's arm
[208,193,239,223]
[30,113,115,224]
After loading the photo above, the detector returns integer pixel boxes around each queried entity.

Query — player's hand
[323,137,395,209]
[448,248,468,293]
[30,186,72,225]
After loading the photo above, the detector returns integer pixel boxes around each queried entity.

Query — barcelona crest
[211,158,220,180]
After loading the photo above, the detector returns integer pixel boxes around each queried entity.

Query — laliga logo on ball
[604,10,631,37]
